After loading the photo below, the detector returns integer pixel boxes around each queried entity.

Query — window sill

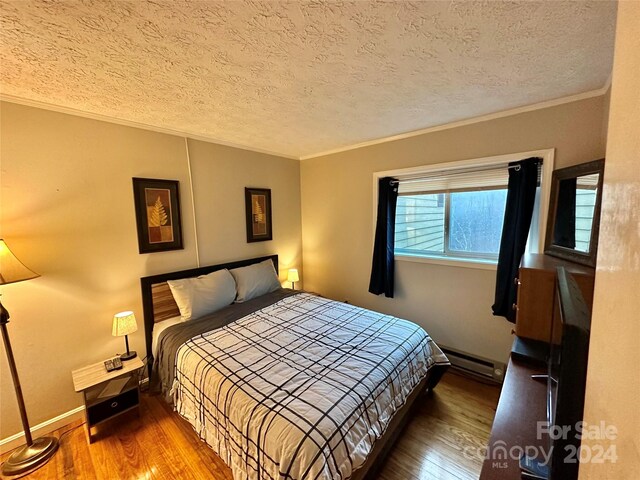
[395,254,498,271]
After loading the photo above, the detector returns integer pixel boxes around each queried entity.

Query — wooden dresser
[480,254,596,479]
[514,254,595,341]
[479,355,547,479]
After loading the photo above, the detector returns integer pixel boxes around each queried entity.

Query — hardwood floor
[377,372,500,480]
[1,371,499,480]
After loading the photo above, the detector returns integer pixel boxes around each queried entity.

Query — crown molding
[2,85,609,162]
[0,94,299,160]
[299,86,609,160]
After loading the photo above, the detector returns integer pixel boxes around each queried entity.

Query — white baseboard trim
[0,406,85,455]
[1,378,148,454]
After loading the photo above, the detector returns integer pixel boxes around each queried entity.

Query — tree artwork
[253,198,265,223]
[149,196,168,227]
[144,188,173,244]
[133,178,183,253]
[245,188,272,242]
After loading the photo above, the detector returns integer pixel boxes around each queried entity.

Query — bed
[141,255,449,480]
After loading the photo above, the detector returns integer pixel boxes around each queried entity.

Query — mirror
[545,159,604,267]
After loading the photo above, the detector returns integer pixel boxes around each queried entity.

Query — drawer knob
[111,401,118,408]
[514,277,520,285]
[512,303,518,311]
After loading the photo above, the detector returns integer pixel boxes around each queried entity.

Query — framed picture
[132,178,183,254]
[245,187,273,243]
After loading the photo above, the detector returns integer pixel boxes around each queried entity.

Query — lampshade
[287,269,299,283]
[112,311,138,337]
[0,239,40,286]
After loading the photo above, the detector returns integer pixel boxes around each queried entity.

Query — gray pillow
[167,269,237,321]
[230,259,281,303]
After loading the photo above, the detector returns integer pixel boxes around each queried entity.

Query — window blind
[576,173,599,188]
[397,162,541,195]
[398,167,507,194]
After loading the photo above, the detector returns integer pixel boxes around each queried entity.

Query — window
[381,152,551,266]
[395,188,508,261]
[575,173,599,253]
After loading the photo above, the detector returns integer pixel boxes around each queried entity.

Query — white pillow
[230,259,281,303]
[167,269,236,321]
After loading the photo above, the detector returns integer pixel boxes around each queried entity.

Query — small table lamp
[287,269,299,290]
[112,311,137,360]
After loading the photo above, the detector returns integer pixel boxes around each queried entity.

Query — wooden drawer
[515,267,556,341]
[514,254,595,342]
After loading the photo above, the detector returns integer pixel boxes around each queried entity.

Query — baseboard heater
[440,346,505,383]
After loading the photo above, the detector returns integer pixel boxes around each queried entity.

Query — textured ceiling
[0,1,617,158]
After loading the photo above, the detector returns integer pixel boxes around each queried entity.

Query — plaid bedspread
[172,293,449,480]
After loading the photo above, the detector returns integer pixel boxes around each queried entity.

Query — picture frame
[132,177,184,254]
[245,187,273,243]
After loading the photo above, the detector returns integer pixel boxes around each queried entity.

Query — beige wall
[0,102,302,438]
[580,2,640,478]
[187,139,302,271]
[301,95,608,364]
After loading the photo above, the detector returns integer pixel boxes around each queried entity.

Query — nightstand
[71,356,144,443]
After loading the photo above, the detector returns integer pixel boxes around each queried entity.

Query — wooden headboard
[140,254,278,370]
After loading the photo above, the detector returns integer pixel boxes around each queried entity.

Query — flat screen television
[546,267,592,479]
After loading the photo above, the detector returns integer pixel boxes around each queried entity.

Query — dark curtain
[368,177,399,298]
[492,157,542,322]
[553,178,577,249]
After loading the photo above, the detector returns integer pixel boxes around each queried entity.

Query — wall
[301,95,608,365]
[0,102,302,438]
[580,2,640,478]
[187,139,301,271]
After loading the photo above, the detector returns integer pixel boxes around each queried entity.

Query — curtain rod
[389,159,542,185]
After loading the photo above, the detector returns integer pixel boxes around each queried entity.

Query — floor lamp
[0,239,58,476]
